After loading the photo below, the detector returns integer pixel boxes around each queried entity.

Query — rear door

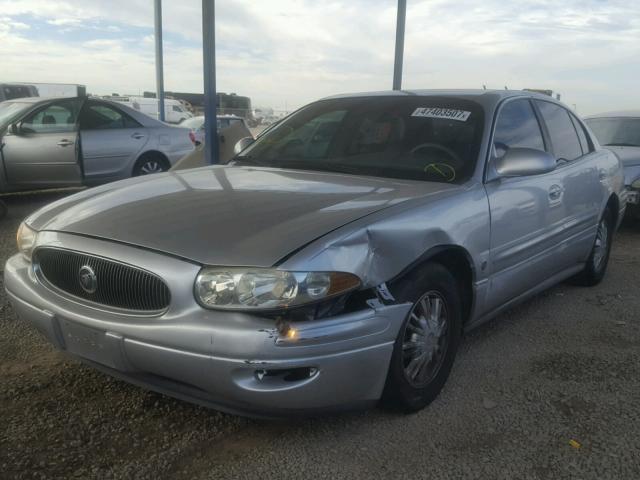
[79,101,148,183]
[534,100,602,263]
[484,98,571,312]
[2,98,84,188]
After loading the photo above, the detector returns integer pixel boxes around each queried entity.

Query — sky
[0,0,639,114]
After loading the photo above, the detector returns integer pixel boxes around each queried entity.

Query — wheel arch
[606,193,619,228]
[388,244,476,328]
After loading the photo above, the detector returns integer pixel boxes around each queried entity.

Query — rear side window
[536,101,583,161]
[80,102,140,130]
[493,99,545,157]
[569,114,591,154]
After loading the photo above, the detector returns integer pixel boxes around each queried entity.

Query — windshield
[233,96,484,183]
[585,117,640,147]
[0,101,31,128]
[181,116,204,129]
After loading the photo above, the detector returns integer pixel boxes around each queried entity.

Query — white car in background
[181,115,250,145]
[0,96,194,192]
[171,115,254,169]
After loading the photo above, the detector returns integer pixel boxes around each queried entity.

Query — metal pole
[154,0,165,122]
[392,0,407,90]
[202,0,218,164]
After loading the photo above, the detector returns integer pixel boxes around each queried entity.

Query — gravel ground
[1,192,639,480]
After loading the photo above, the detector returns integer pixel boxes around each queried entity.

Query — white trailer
[106,95,193,124]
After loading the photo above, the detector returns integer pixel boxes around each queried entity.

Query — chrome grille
[34,248,170,313]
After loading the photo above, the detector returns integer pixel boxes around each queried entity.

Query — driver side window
[494,99,545,158]
[21,100,81,134]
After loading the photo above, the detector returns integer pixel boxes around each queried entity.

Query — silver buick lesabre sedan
[5,90,626,417]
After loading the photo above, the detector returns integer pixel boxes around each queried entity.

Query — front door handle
[57,139,74,147]
[131,132,145,139]
[548,184,564,200]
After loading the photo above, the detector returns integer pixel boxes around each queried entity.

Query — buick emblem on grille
[78,265,97,294]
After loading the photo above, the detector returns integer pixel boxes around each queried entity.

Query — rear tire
[382,262,462,413]
[133,153,169,176]
[571,207,613,286]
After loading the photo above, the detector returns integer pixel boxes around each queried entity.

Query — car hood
[605,146,640,167]
[28,166,459,266]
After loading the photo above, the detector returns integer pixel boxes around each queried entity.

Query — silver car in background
[5,90,625,418]
[0,96,193,192]
[585,111,640,220]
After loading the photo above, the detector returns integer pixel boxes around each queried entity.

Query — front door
[534,100,603,265]
[2,98,84,188]
[484,98,571,312]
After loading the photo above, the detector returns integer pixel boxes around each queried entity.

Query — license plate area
[60,319,118,369]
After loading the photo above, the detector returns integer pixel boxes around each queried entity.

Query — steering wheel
[410,142,462,166]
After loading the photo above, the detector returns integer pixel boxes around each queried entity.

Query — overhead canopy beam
[393,0,407,90]
[202,0,219,164]
[153,0,165,121]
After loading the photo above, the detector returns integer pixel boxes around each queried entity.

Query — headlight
[195,268,361,311]
[16,222,37,261]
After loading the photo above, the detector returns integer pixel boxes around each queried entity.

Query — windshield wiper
[274,160,371,176]
[603,143,640,147]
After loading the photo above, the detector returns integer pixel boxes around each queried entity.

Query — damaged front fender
[278,183,491,289]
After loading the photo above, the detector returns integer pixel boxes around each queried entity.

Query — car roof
[322,88,551,100]
[319,89,564,111]
[584,110,640,119]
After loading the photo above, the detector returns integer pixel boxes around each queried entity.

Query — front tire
[571,207,613,286]
[382,262,462,412]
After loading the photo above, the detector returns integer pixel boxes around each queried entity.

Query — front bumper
[4,233,409,418]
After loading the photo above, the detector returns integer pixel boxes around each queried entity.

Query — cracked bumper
[4,251,409,418]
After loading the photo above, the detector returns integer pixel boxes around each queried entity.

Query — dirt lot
[1,192,639,480]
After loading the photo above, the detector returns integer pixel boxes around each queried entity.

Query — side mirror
[494,147,556,178]
[233,136,254,155]
[9,123,19,135]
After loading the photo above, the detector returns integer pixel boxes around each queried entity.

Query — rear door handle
[131,132,145,139]
[57,139,74,147]
[548,184,564,200]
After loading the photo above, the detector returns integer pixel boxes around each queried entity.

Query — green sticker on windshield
[411,107,471,122]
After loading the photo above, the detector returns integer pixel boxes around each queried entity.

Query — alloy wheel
[139,160,164,174]
[402,290,449,387]
[592,217,609,271]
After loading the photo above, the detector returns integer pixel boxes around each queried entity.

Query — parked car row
[5,89,627,418]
